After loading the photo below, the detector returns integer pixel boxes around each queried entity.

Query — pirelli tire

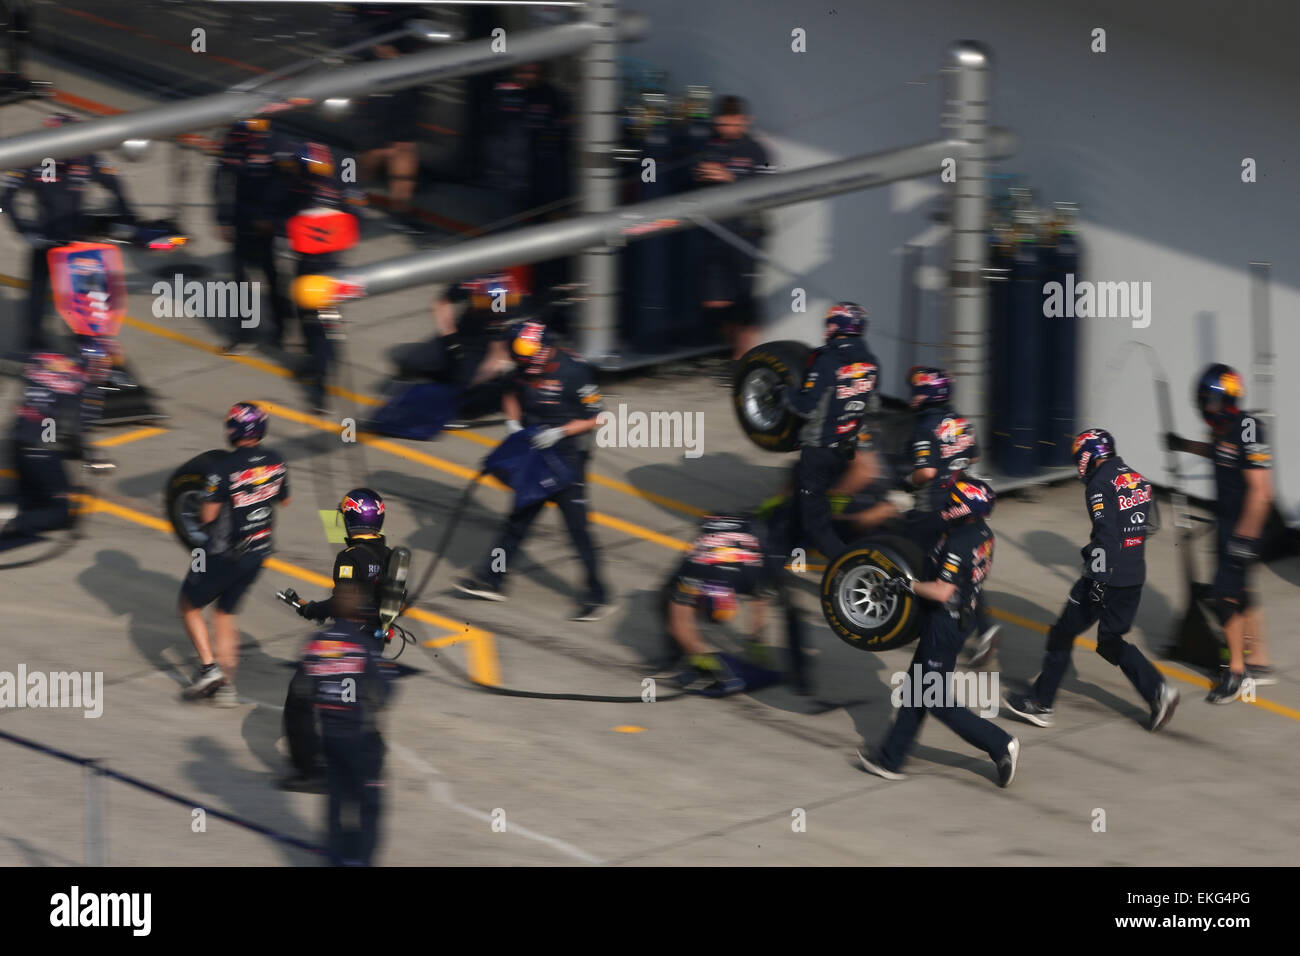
[820,534,926,651]
[733,340,811,453]
[165,449,226,550]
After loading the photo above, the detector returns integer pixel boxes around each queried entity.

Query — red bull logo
[1219,370,1243,399]
[955,479,990,502]
[1112,471,1143,492]
[841,362,876,379]
[343,495,384,517]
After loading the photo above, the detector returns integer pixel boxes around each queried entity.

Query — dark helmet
[908,366,952,408]
[824,301,868,339]
[1195,363,1245,430]
[78,336,113,385]
[939,476,996,523]
[509,320,555,375]
[225,401,268,445]
[339,487,385,538]
[1071,427,1116,482]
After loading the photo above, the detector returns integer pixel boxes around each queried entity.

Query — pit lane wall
[634,0,1299,524]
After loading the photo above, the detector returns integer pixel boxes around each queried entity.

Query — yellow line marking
[76,493,500,686]
[613,725,646,733]
[0,468,15,479]
[91,426,167,448]
[987,607,1300,721]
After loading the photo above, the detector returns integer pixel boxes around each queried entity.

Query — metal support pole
[84,759,107,866]
[578,0,622,360]
[944,41,992,448]
[0,13,649,169]
[1250,260,1279,513]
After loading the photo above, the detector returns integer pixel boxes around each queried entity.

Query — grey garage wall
[631,0,1299,517]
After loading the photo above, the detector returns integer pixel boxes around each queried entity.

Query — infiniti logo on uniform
[1131,512,1145,523]
[248,507,272,521]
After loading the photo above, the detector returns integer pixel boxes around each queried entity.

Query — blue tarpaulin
[482,428,576,510]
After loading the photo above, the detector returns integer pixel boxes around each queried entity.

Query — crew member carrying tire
[1167,364,1276,702]
[857,476,1021,788]
[1002,428,1179,731]
[178,403,290,706]
[900,366,998,664]
[781,301,879,564]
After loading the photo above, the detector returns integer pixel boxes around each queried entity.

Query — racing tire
[733,340,810,453]
[165,449,226,550]
[820,534,926,651]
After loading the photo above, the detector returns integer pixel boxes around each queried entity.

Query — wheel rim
[176,489,209,545]
[741,368,785,431]
[838,563,898,629]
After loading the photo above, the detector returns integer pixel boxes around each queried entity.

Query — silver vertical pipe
[1250,260,1278,506]
[944,41,992,447]
[578,0,622,360]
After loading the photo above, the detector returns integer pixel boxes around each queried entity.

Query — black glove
[1226,534,1259,568]
[1164,432,1186,453]
[1087,579,1107,606]
[882,576,913,597]
[299,599,328,621]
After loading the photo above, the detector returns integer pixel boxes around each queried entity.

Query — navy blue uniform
[1032,457,1163,709]
[4,353,92,537]
[786,336,879,562]
[479,350,607,603]
[1211,410,1271,605]
[2,155,133,351]
[213,121,293,345]
[289,618,396,866]
[180,445,289,613]
[878,518,1014,770]
[286,533,392,780]
[341,3,424,148]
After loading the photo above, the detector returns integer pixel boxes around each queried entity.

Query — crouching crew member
[858,477,1021,788]
[783,301,879,564]
[666,513,809,693]
[288,579,397,866]
[456,321,610,621]
[1,341,112,538]
[1167,364,1275,702]
[1003,429,1179,730]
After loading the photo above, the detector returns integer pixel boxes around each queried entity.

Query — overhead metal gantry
[295,41,1011,439]
[0,11,649,169]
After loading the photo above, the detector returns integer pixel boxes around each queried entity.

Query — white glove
[530,426,566,449]
[505,420,523,435]
[886,489,915,512]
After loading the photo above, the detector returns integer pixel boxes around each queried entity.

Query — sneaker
[0,502,19,523]
[1245,663,1277,686]
[968,624,1001,668]
[857,748,906,781]
[1148,681,1180,732]
[996,738,1020,788]
[213,683,239,708]
[182,662,225,700]
[572,600,612,622]
[454,575,506,602]
[1206,668,1246,704]
[1003,692,1055,728]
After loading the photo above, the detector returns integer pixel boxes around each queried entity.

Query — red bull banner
[287,207,359,255]
[48,242,127,338]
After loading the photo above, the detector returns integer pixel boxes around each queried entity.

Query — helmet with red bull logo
[339,487,385,538]
[1195,363,1244,430]
[225,401,268,445]
[1071,428,1115,482]
[939,476,996,523]
[908,366,952,408]
[509,320,555,375]
[824,301,868,339]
